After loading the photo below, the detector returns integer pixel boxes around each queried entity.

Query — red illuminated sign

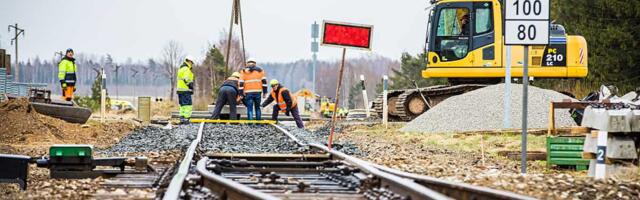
[322,21,373,50]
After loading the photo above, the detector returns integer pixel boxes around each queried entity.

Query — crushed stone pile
[101,124,198,153]
[200,124,301,153]
[401,84,577,133]
[283,123,365,156]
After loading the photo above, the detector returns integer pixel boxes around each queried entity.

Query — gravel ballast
[200,124,300,153]
[101,124,199,153]
[283,123,364,156]
[401,84,577,133]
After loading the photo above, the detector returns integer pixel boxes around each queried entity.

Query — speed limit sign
[504,0,549,45]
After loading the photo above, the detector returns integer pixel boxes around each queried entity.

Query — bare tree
[161,40,184,100]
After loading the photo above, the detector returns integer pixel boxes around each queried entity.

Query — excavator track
[373,84,488,121]
[372,90,405,120]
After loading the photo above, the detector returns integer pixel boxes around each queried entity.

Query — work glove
[61,83,67,88]
[187,82,194,90]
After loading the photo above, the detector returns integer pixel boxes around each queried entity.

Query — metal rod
[237,0,246,64]
[504,45,512,128]
[521,45,529,174]
[224,0,236,76]
[328,48,347,149]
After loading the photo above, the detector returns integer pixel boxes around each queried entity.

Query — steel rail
[195,157,280,200]
[272,123,536,200]
[270,123,450,200]
[162,122,205,200]
[269,123,305,146]
[308,143,451,200]
[372,164,537,200]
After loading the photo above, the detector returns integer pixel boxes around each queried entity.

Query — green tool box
[546,136,589,170]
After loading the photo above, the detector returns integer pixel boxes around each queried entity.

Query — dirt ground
[0,99,169,199]
[0,99,136,155]
[331,123,640,199]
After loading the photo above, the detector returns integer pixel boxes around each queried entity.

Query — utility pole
[8,23,25,81]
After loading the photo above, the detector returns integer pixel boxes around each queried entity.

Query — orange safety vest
[239,68,266,93]
[271,87,297,112]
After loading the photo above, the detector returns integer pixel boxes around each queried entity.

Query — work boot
[179,117,189,125]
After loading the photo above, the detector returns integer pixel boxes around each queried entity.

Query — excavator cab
[423,0,588,82]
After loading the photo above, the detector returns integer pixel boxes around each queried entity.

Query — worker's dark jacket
[261,85,294,111]
[221,79,239,92]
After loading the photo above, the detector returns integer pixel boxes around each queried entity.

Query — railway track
[160,121,535,200]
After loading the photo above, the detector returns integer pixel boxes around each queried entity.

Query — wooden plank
[582,152,596,159]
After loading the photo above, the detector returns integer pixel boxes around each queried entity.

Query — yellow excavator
[373,0,588,121]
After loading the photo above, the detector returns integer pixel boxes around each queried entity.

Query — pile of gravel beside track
[401,84,577,133]
[199,124,300,153]
[101,124,199,153]
[283,124,365,156]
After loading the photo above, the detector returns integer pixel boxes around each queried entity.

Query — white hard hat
[246,57,257,63]
[185,55,196,62]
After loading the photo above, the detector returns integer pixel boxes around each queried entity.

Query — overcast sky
[0,0,430,63]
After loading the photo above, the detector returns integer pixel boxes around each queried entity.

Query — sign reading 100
[512,0,543,16]
[505,0,549,45]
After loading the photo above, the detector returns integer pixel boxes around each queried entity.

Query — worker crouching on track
[239,58,267,120]
[210,72,241,120]
[177,55,196,124]
[58,48,77,101]
[261,79,304,128]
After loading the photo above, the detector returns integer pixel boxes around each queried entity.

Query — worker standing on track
[261,79,304,128]
[177,55,196,124]
[58,48,77,101]
[210,72,241,120]
[239,58,267,120]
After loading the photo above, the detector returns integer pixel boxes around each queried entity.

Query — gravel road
[401,84,577,133]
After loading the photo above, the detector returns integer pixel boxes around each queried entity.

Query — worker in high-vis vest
[176,55,196,124]
[261,79,304,128]
[239,58,267,120]
[210,72,241,120]
[58,48,77,101]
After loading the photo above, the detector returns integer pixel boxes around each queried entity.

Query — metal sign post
[504,0,550,174]
[504,46,512,129]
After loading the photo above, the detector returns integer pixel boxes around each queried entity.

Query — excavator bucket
[27,88,92,124]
